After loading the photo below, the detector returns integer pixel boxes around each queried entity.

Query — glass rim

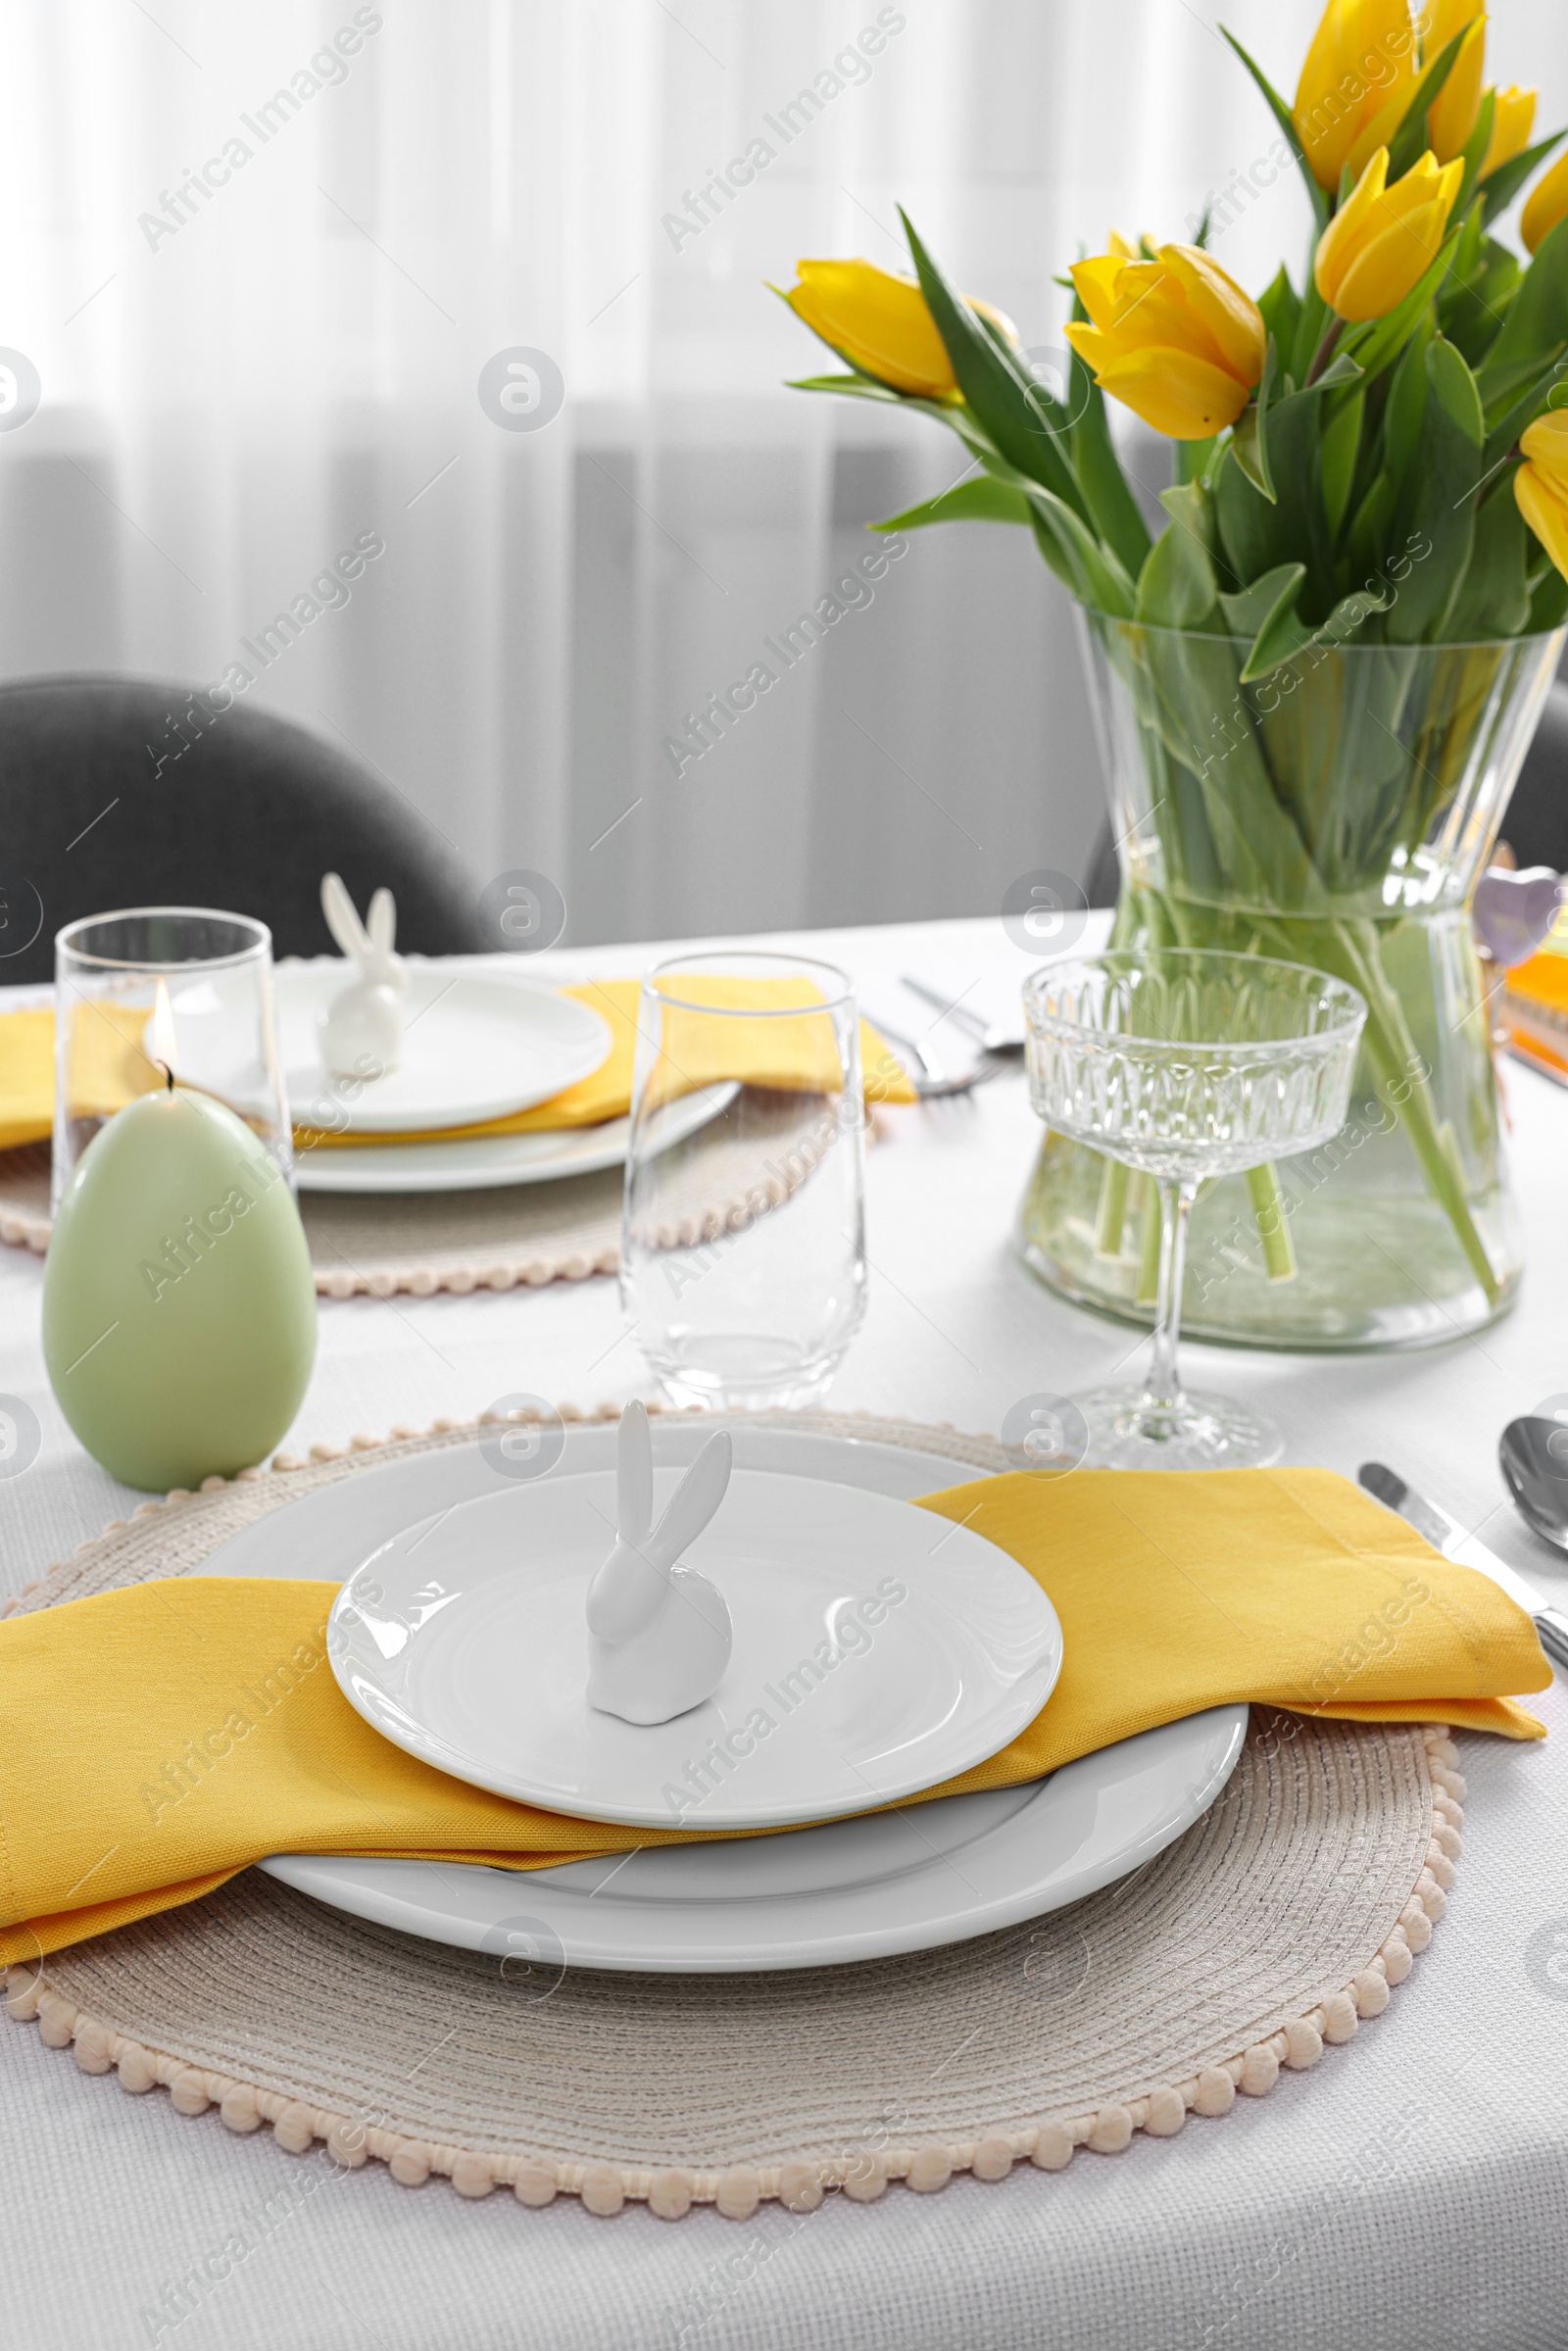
[1082,611,1568,659]
[55,906,273,974]
[643,948,855,1018]
[1024,947,1367,1056]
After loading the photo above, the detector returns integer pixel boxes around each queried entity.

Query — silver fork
[868,1012,1008,1101]
[901,974,1025,1055]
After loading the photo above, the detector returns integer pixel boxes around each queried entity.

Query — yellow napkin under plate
[0,981,915,1156]
[0,1466,1546,1963]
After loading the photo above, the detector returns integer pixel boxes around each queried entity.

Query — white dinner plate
[292,1083,738,1195]
[324,1468,1064,1830]
[271,961,612,1132]
[261,1706,1248,1972]
[190,1423,1245,1971]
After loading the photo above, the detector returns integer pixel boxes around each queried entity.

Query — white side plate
[273,963,611,1132]
[325,1469,1064,1830]
[262,1706,1247,1972]
[293,1083,737,1195]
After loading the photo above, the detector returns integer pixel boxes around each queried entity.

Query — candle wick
[164,1065,174,1094]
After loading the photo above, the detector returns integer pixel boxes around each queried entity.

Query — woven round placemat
[0,1091,829,1298]
[2,1411,1462,2220]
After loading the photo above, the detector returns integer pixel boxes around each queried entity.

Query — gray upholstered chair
[0,674,490,985]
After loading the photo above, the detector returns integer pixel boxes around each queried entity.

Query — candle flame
[146,978,176,1082]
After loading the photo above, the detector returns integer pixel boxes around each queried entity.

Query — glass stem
[1144,1178,1197,1418]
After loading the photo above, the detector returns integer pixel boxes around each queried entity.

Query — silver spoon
[1498,1415,1568,1551]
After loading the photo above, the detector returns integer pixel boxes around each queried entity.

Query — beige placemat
[0,1091,833,1298]
[1,1412,1461,2220]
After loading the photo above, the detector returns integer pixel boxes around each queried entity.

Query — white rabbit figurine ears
[320,871,403,982]
[614,1399,731,1570]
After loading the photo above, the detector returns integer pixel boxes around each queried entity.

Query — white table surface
[3,915,1567,2351]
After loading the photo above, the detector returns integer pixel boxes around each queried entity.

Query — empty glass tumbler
[620,952,867,1409]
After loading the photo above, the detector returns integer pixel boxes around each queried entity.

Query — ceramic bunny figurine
[586,1402,734,1725]
[318,871,407,1078]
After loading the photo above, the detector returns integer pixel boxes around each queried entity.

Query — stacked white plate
[267,961,646,1195]
[206,1421,1247,1972]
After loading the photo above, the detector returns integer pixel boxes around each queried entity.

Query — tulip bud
[1313,148,1464,321]
[1522,149,1568,257]
[1293,0,1424,193]
[1515,411,1568,583]
[1425,0,1486,165]
[1064,242,1265,440]
[782,258,1017,401]
[1482,85,1538,177]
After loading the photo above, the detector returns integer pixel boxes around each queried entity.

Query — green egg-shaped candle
[43,1084,317,1491]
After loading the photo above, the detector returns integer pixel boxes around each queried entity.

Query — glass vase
[1018,612,1567,1349]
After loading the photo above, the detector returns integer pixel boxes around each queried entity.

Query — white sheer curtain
[1,0,1561,944]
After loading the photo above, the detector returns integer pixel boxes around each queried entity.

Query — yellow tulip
[1313,147,1463,320]
[1515,413,1568,582]
[1424,0,1486,164]
[1481,83,1536,175]
[1064,242,1265,440]
[1522,148,1568,255]
[783,259,1017,401]
[1293,0,1423,192]
[1516,411,1568,583]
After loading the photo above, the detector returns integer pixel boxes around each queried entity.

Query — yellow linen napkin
[300,976,915,1145]
[0,983,915,1156]
[0,1467,1547,1963]
[0,1007,56,1152]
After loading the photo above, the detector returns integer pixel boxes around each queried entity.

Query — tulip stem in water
[1247,1161,1298,1282]
[1093,1156,1132,1256]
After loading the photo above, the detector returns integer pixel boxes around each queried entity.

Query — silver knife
[1358,1460,1568,1671]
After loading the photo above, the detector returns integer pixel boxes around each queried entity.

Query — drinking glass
[1024,950,1366,1468]
[621,951,866,1409]
[54,908,292,1209]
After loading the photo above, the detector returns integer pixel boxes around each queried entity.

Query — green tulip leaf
[1066,302,1152,580]
[898,209,1091,522]
[1218,27,1328,230]
[1213,389,1333,596]
[872,476,1037,531]
[1386,335,1484,642]
[1348,469,1397,580]
[1217,561,1306,655]
[1257,266,1302,367]
[1290,276,1332,386]
[1529,562,1568,631]
[985,463,1135,615]
[1135,484,1219,628]
[1481,344,1568,475]
[1231,339,1279,501]
[1440,234,1523,368]
[1319,386,1365,540]
[1244,578,1391,683]
[1480,126,1568,228]
[1479,214,1568,390]
[1481,345,1566,420]
[1442,476,1534,638]
[1385,24,1471,183]
[1453,89,1496,219]
[1379,313,1433,512]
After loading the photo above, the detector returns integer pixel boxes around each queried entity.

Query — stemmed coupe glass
[1024,950,1367,1469]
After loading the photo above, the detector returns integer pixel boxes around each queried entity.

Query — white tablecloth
[4,916,1567,2351]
